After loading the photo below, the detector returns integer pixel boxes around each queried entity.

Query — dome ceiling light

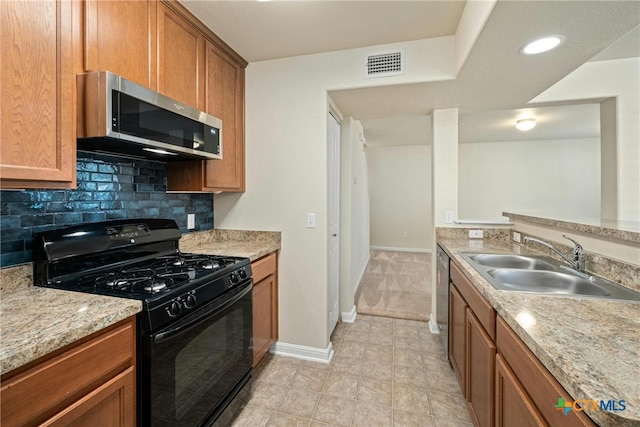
[521,36,565,55]
[516,118,536,131]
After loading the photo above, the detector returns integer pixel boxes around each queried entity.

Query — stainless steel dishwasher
[436,244,450,360]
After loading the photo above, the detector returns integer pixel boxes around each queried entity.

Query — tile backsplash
[0,153,213,267]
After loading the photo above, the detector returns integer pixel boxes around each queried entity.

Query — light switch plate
[187,214,195,230]
[306,213,316,228]
[444,210,454,224]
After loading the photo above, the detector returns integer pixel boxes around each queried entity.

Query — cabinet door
[42,366,135,427]
[84,0,157,89]
[253,274,277,367]
[157,2,204,109]
[467,308,496,427]
[495,354,547,427]
[0,0,75,188]
[449,284,468,397]
[204,40,245,192]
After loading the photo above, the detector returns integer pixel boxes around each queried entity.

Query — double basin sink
[460,252,640,301]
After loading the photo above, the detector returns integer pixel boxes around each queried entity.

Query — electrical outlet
[444,210,454,224]
[306,213,316,228]
[513,231,521,243]
[402,231,408,238]
[469,229,483,239]
[187,214,195,230]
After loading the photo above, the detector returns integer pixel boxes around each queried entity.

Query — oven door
[140,280,253,427]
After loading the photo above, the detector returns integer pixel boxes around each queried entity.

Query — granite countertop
[179,229,281,261]
[0,228,281,377]
[438,237,640,427]
[0,287,141,375]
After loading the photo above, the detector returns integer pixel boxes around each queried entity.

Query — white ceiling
[181,1,466,62]
[181,1,639,146]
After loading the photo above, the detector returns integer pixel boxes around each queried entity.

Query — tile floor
[355,251,431,321]
[230,314,472,426]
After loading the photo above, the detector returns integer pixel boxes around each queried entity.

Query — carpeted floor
[355,250,431,321]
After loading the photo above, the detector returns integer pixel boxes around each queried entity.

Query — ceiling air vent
[364,49,405,79]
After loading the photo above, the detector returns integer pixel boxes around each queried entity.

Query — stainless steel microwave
[77,71,222,161]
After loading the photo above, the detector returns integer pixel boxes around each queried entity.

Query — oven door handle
[153,281,252,344]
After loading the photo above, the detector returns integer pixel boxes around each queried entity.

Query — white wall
[459,138,601,220]
[367,145,432,251]
[339,117,370,316]
[531,58,640,222]
[214,37,456,352]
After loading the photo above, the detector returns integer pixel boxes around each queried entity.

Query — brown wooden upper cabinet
[84,0,157,89]
[157,2,204,110]
[0,0,76,189]
[166,37,246,193]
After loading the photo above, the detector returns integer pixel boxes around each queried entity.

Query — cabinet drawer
[496,317,596,427]
[1,318,135,427]
[451,261,496,340]
[252,252,277,284]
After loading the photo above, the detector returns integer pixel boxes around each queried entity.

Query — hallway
[355,250,432,321]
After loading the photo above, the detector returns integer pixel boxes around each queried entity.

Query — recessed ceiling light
[516,118,536,131]
[521,36,565,55]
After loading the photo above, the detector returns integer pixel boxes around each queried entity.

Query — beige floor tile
[249,381,290,410]
[393,336,423,352]
[356,377,392,407]
[343,328,370,343]
[393,365,428,388]
[300,359,333,371]
[393,348,423,368]
[393,384,431,415]
[331,355,364,376]
[392,410,435,427]
[278,389,321,419]
[364,343,394,363]
[312,394,355,426]
[267,412,312,427]
[352,402,392,427]
[260,359,300,385]
[429,418,473,427]
[335,340,366,359]
[368,331,394,346]
[291,367,329,392]
[425,366,461,394]
[231,405,274,427]
[428,390,472,423]
[323,372,359,399]
[362,358,394,382]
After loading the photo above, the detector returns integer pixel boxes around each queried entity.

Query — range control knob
[184,292,197,308]
[167,299,183,317]
[238,269,247,280]
[229,272,239,284]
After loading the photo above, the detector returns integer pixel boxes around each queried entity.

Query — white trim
[370,246,432,254]
[353,252,371,295]
[270,341,334,364]
[341,305,357,323]
[429,312,441,334]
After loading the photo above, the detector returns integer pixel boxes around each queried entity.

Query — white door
[327,112,341,334]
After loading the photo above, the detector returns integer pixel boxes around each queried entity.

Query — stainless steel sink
[487,269,611,296]
[460,252,640,301]
[465,254,557,270]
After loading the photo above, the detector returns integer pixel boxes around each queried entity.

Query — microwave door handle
[153,281,252,344]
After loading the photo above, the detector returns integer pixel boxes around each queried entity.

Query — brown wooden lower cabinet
[467,308,496,427]
[495,353,547,427]
[0,317,136,427]
[252,251,278,368]
[496,317,596,427]
[449,283,468,396]
[449,260,597,427]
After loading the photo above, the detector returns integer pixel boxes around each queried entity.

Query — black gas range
[33,218,253,426]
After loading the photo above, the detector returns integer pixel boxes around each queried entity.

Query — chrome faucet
[523,235,585,272]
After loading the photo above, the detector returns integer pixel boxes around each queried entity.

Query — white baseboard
[429,312,441,334]
[270,341,334,364]
[353,252,371,295]
[370,246,432,254]
[341,305,357,323]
